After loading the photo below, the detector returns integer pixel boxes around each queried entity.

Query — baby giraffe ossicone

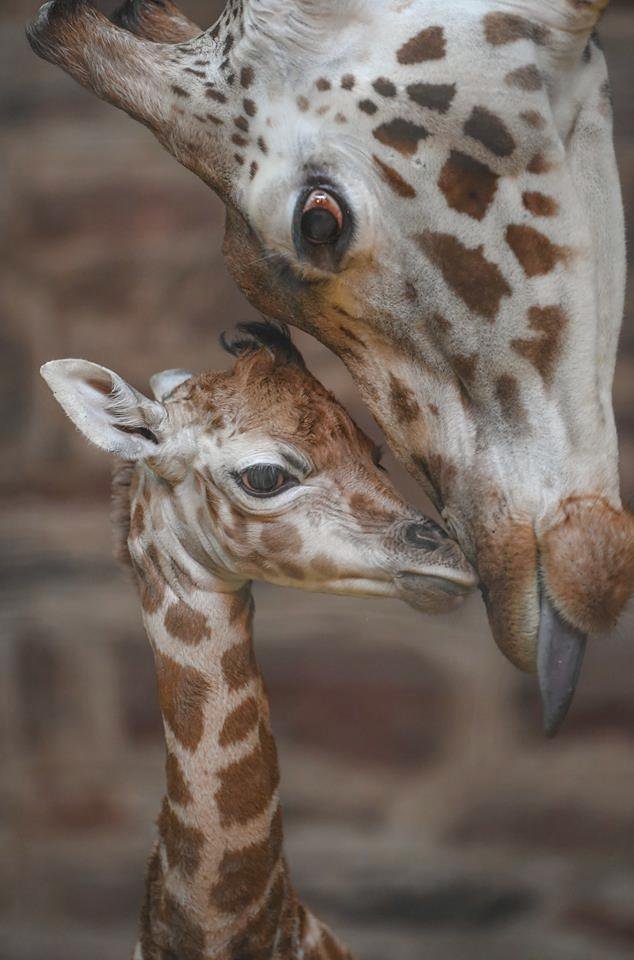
[42,323,475,960]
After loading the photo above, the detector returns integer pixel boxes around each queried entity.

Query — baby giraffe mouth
[394,568,477,614]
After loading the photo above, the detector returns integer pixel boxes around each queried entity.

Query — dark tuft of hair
[220,320,306,369]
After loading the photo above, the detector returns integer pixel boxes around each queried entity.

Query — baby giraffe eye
[301,189,344,244]
[238,464,299,497]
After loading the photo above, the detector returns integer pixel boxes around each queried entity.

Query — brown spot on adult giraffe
[464,106,516,158]
[483,11,550,46]
[397,25,446,64]
[512,305,567,385]
[506,224,570,277]
[522,191,560,217]
[417,231,512,320]
[407,82,456,114]
[388,372,421,423]
[373,117,429,156]
[438,151,499,221]
[373,155,416,198]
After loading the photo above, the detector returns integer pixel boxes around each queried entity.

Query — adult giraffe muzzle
[27,0,634,734]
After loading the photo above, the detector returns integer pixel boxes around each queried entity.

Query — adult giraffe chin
[27,0,634,734]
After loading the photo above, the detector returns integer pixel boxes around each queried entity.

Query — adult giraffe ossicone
[27,0,634,733]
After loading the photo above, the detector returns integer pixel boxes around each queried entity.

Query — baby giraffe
[42,322,475,960]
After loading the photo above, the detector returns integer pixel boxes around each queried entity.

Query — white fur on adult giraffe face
[28,0,634,729]
[40,332,476,614]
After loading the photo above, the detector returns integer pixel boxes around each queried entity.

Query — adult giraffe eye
[238,464,298,498]
[300,189,344,244]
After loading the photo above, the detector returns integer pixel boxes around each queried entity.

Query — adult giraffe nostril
[402,521,443,551]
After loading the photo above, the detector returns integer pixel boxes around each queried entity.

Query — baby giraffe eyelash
[235,463,300,498]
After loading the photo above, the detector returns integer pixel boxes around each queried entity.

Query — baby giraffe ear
[149,368,193,402]
[41,359,166,460]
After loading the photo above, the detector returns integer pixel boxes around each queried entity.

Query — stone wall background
[1,3,633,959]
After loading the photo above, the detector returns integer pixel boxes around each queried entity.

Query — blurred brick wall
[1,4,633,960]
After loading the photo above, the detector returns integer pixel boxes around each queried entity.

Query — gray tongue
[538,595,588,737]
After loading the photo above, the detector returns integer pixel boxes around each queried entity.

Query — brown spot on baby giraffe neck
[464,107,516,158]
[166,751,193,806]
[417,232,512,321]
[373,155,416,198]
[158,797,204,878]
[210,806,283,914]
[229,871,285,957]
[156,653,210,752]
[506,225,569,277]
[438,151,499,221]
[164,601,209,646]
[215,722,280,827]
[221,638,258,691]
[397,25,446,64]
[373,118,429,156]
[219,696,259,747]
[511,305,567,386]
[161,893,207,960]
[135,543,165,614]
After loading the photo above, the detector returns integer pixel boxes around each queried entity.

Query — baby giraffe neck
[130,525,351,960]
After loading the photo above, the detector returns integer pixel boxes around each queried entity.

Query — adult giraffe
[27,0,634,732]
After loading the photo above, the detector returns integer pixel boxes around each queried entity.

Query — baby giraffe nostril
[403,521,443,551]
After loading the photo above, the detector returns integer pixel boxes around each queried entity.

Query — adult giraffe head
[28,0,634,732]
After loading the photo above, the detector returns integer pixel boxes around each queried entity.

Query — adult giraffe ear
[41,359,166,460]
[26,1,226,189]
[27,2,175,123]
[112,0,202,43]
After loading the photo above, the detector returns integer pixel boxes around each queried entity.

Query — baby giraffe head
[41,322,475,613]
